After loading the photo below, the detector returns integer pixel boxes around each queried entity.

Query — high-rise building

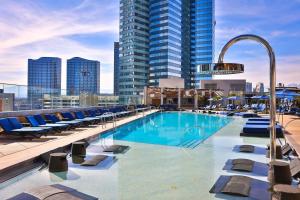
[119,0,215,103]
[67,57,100,96]
[254,82,264,95]
[119,0,149,104]
[191,0,215,88]
[245,82,253,94]
[114,42,120,96]
[28,57,61,109]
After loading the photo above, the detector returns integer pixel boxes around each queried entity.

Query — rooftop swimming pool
[102,112,232,148]
[0,112,269,199]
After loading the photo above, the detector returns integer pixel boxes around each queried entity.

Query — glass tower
[119,0,215,102]
[190,0,215,88]
[149,0,182,86]
[27,57,61,109]
[114,42,120,96]
[119,0,149,104]
[67,57,100,96]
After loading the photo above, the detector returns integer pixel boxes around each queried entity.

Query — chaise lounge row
[0,106,146,139]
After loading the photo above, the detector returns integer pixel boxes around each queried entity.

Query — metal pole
[218,34,276,161]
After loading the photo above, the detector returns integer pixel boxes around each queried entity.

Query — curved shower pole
[218,34,277,161]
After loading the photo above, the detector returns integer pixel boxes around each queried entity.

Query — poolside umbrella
[251,96,261,99]
[227,96,242,101]
[259,95,269,100]
[276,90,300,99]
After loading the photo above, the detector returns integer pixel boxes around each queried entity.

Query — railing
[0,83,119,112]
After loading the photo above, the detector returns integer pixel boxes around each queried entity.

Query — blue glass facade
[119,0,214,102]
[28,57,61,109]
[114,42,120,96]
[149,0,182,86]
[190,0,215,88]
[67,57,100,96]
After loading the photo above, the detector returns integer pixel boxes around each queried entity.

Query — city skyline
[0,0,300,93]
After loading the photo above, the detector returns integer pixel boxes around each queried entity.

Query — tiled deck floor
[0,110,158,172]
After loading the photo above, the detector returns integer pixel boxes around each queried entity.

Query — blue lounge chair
[26,115,69,131]
[246,121,271,125]
[241,124,283,138]
[61,112,94,124]
[74,111,100,123]
[44,114,82,127]
[248,118,270,121]
[0,118,47,138]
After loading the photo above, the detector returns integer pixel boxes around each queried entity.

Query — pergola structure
[144,87,223,109]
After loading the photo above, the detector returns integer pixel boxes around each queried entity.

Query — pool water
[101,112,232,148]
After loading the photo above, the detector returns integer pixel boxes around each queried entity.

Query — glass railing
[0,83,119,112]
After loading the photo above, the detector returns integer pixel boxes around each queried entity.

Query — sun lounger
[74,111,99,123]
[248,117,270,121]
[26,115,69,131]
[240,124,283,138]
[223,159,268,175]
[8,184,98,200]
[209,175,270,199]
[44,114,82,127]
[246,121,272,125]
[103,144,129,154]
[61,112,94,124]
[81,155,109,166]
[0,118,47,138]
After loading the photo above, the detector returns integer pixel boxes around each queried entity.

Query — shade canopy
[197,63,244,75]
[227,96,242,100]
[276,90,300,99]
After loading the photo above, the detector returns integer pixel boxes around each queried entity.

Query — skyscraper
[191,0,215,88]
[119,0,149,104]
[67,57,100,96]
[119,0,215,103]
[114,42,120,96]
[28,57,61,109]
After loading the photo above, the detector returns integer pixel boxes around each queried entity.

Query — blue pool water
[101,112,232,148]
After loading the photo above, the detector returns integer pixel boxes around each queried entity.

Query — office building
[200,79,246,97]
[119,0,215,103]
[67,57,100,96]
[254,82,264,95]
[114,42,120,96]
[245,82,253,94]
[27,57,61,109]
[0,93,15,111]
[119,0,149,104]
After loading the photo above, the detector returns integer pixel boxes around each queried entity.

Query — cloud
[0,0,119,93]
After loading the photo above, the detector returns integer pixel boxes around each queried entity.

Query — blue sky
[0,0,299,93]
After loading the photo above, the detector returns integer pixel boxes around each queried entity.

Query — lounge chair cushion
[0,118,15,132]
[8,117,24,129]
[248,118,270,121]
[221,176,251,197]
[239,145,255,153]
[210,175,270,199]
[8,184,98,200]
[103,145,129,154]
[81,155,108,166]
[241,124,283,138]
[34,115,48,125]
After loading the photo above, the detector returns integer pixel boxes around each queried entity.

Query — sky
[0,0,299,93]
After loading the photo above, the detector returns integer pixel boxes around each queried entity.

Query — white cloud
[0,0,119,93]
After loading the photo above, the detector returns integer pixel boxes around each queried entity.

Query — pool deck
[0,109,158,174]
[281,114,300,154]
